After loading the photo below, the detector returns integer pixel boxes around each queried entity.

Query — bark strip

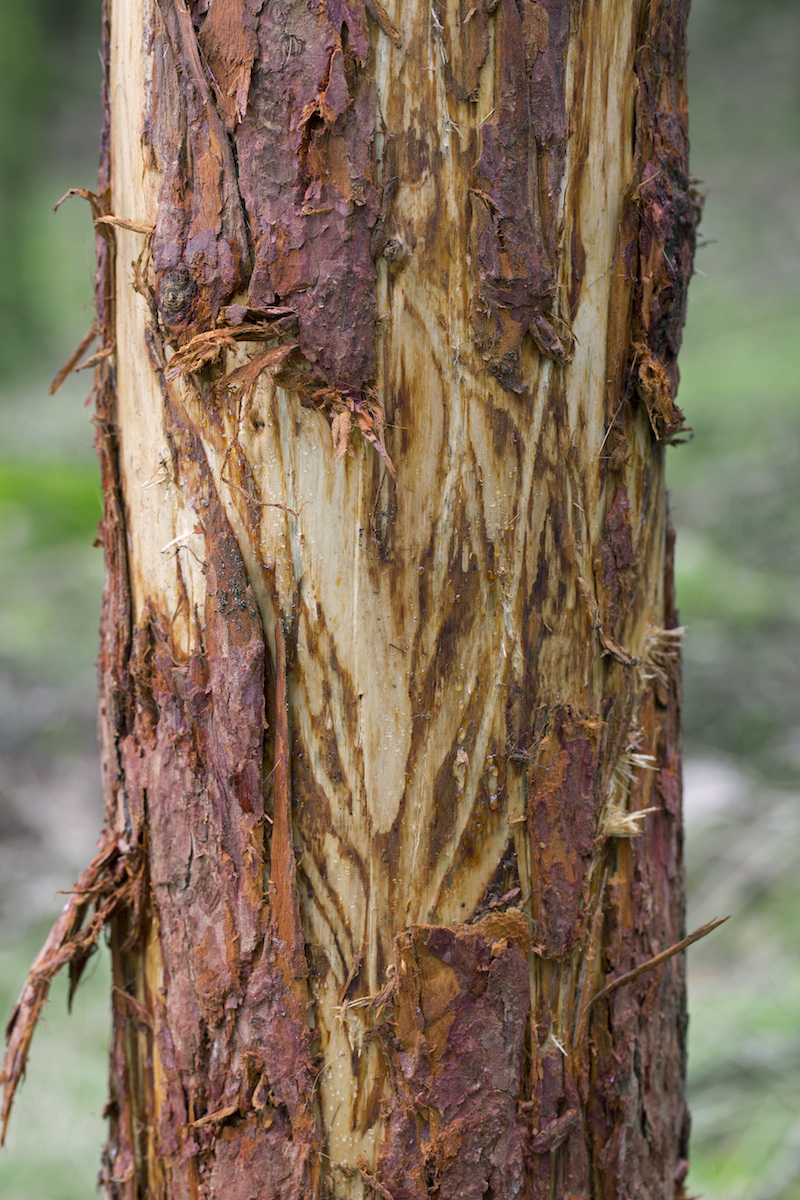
[0,835,143,1145]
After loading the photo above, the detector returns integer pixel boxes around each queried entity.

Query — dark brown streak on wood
[291,608,370,985]
[270,619,309,983]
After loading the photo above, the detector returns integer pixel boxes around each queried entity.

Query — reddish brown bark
[2,0,701,1196]
[377,914,532,1198]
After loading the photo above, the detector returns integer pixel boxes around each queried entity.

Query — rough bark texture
[2,0,699,1196]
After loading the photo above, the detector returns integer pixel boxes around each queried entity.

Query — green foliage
[0,1,99,378]
[0,461,101,552]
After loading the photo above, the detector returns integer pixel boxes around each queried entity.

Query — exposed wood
[1,0,700,1196]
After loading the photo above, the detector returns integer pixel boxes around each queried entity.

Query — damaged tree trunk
[3,0,701,1196]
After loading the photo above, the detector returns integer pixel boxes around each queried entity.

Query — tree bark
[2,0,699,1196]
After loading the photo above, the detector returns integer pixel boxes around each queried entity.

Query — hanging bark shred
[1,0,705,1196]
[0,835,143,1145]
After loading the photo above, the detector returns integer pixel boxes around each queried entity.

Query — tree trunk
[3,0,700,1196]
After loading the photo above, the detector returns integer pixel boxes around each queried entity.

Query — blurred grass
[657,12,800,1194]
[0,462,102,552]
[671,294,800,781]
[0,457,102,748]
[672,2,800,1184]
[686,802,800,1200]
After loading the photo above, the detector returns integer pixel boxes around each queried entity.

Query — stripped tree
[2,0,706,1196]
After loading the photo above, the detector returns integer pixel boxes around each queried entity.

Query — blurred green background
[0,1,798,1197]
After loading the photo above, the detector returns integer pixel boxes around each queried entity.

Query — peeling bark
[2,0,700,1196]
[378,915,531,1199]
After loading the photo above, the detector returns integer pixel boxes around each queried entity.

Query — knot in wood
[382,238,408,266]
[157,268,196,329]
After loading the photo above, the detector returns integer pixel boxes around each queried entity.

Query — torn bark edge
[139,257,396,479]
[306,387,397,481]
[53,187,105,220]
[363,0,402,46]
[0,832,143,1145]
[333,1160,396,1199]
